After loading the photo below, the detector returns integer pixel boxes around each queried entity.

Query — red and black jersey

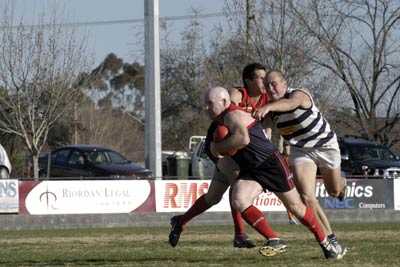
[237,87,269,113]
[212,104,277,169]
[204,104,245,163]
[204,89,269,163]
[204,104,293,192]
[205,104,275,166]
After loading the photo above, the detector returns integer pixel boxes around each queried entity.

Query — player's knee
[286,201,305,219]
[230,198,241,211]
[327,188,341,198]
[230,196,249,212]
[301,194,319,208]
[326,185,343,198]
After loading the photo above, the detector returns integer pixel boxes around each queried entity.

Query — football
[213,125,237,156]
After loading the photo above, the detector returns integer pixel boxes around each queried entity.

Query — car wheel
[0,167,10,179]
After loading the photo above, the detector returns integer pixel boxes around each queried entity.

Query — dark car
[338,136,400,178]
[39,145,152,179]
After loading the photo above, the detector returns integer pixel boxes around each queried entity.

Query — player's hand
[210,142,224,159]
[253,106,270,120]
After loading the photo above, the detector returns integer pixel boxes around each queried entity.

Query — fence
[1,178,399,215]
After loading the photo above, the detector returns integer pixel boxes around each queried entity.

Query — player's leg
[217,157,255,248]
[231,179,279,239]
[318,166,348,251]
[169,169,229,247]
[315,144,347,200]
[291,159,333,236]
[229,186,256,248]
[287,210,298,224]
[276,188,347,259]
[231,179,283,256]
[310,144,348,250]
[320,167,347,200]
[276,188,325,242]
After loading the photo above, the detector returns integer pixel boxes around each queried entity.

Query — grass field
[0,222,399,266]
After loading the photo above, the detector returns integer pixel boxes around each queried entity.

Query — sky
[9,0,227,66]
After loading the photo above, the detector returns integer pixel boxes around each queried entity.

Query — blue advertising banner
[0,179,19,213]
[316,179,393,209]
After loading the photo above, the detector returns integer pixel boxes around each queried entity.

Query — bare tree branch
[0,2,90,178]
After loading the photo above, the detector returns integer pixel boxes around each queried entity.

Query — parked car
[188,135,400,179]
[190,138,214,179]
[0,144,12,178]
[39,145,152,179]
[338,136,400,178]
[162,136,214,179]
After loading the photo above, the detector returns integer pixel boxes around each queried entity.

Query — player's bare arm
[254,90,311,120]
[228,88,243,105]
[211,110,252,156]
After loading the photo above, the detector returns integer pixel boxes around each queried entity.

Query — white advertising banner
[25,180,152,215]
[155,180,286,212]
[394,179,400,210]
[0,179,19,213]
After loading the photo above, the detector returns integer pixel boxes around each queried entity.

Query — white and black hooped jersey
[271,88,336,148]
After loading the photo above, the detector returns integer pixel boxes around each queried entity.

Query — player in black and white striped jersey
[253,70,347,256]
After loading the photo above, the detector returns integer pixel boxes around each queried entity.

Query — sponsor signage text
[0,179,19,213]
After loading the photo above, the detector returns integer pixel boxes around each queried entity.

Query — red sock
[179,194,210,226]
[299,206,326,242]
[229,187,245,236]
[231,209,246,237]
[241,205,278,239]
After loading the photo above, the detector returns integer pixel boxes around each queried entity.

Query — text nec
[324,198,354,209]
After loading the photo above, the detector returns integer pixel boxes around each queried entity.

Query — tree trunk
[32,154,39,180]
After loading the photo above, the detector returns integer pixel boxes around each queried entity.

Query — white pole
[144,0,162,179]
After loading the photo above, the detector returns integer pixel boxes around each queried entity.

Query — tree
[160,13,211,150]
[71,53,146,161]
[205,0,341,150]
[0,2,90,178]
[76,101,145,162]
[209,0,318,84]
[288,0,400,146]
[82,53,145,122]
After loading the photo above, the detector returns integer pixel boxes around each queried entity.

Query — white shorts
[289,142,341,169]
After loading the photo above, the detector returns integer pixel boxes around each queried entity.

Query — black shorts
[238,151,295,193]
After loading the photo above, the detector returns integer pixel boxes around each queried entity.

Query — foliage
[83,53,145,124]
[288,0,400,146]
[0,2,90,178]
[76,101,145,162]
[160,14,211,150]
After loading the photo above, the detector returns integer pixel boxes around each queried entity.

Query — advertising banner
[155,180,286,212]
[18,178,395,215]
[0,179,19,213]
[20,180,155,215]
[316,179,393,209]
[394,179,400,210]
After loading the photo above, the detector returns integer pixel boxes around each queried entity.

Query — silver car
[0,144,11,178]
[190,139,215,179]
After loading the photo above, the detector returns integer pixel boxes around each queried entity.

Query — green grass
[0,223,399,266]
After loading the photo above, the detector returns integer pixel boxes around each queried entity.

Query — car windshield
[85,150,128,164]
[349,145,397,161]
